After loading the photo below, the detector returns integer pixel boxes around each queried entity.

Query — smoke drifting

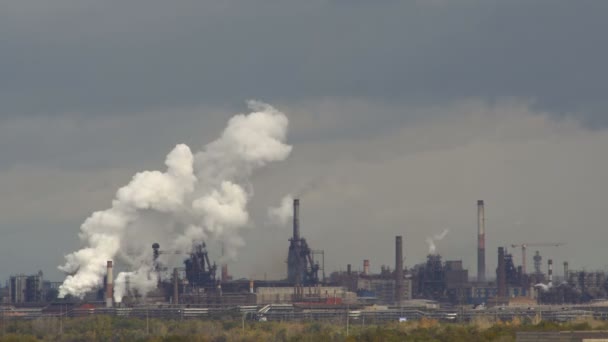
[58,101,292,300]
[267,177,328,227]
[425,229,449,255]
[267,194,294,227]
[534,283,552,292]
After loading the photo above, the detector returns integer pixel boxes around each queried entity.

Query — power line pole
[146,306,149,335]
[346,304,349,337]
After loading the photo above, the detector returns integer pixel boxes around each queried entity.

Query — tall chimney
[221,244,229,282]
[496,247,506,298]
[293,199,300,241]
[548,259,553,285]
[395,236,404,305]
[221,264,228,282]
[477,200,486,282]
[563,262,569,282]
[363,260,370,275]
[347,264,352,275]
[105,261,113,308]
[173,268,179,305]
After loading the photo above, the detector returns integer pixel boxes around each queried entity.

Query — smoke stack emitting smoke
[58,102,292,300]
[548,259,553,285]
[268,194,294,227]
[535,259,555,292]
[425,229,449,254]
[105,261,113,308]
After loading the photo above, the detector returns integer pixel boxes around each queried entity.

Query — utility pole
[2,303,5,337]
[59,304,64,335]
[242,312,249,332]
[146,306,149,335]
[345,304,349,337]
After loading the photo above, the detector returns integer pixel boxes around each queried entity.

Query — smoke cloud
[534,283,552,292]
[113,266,158,302]
[425,229,449,255]
[58,101,292,300]
[267,194,294,227]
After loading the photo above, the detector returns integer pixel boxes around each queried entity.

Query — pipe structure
[347,264,352,275]
[293,199,302,287]
[395,236,404,305]
[293,199,300,241]
[533,251,542,275]
[363,260,370,275]
[105,261,113,308]
[477,200,486,282]
[563,262,569,282]
[548,259,553,285]
[221,244,228,282]
[221,264,228,282]
[497,247,507,298]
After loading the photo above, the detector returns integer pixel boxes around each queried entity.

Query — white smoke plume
[534,283,552,292]
[425,229,449,254]
[113,266,158,302]
[58,101,292,300]
[267,194,294,227]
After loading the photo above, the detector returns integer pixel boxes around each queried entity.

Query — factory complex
[2,199,608,322]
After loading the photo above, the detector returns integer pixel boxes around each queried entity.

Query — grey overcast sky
[1,1,607,281]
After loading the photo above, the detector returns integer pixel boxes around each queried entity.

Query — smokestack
[477,200,486,282]
[105,261,113,308]
[347,264,352,276]
[395,236,404,305]
[221,265,228,282]
[221,244,228,282]
[249,280,254,294]
[363,260,370,275]
[173,268,179,304]
[563,262,569,282]
[497,247,506,298]
[548,259,553,285]
[293,199,300,241]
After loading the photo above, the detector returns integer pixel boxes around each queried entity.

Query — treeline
[0,316,605,342]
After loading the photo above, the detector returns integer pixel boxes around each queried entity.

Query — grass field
[0,315,606,341]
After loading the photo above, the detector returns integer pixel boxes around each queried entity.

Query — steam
[58,101,292,300]
[425,229,449,254]
[534,283,552,292]
[268,194,293,226]
[114,266,158,302]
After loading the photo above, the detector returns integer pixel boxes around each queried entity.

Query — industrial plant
[2,199,608,322]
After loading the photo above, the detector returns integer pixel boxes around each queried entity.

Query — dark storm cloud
[1,1,607,125]
[2,1,608,280]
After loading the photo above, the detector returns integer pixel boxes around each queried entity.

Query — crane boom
[509,243,565,275]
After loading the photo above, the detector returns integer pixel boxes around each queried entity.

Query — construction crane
[510,243,565,275]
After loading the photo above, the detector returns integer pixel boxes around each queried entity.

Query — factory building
[445,260,470,303]
[255,286,356,305]
[538,269,608,304]
[329,236,413,305]
[8,271,44,304]
[8,196,603,309]
[114,198,349,308]
[411,255,477,304]
[355,274,413,305]
[567,271,607,299]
